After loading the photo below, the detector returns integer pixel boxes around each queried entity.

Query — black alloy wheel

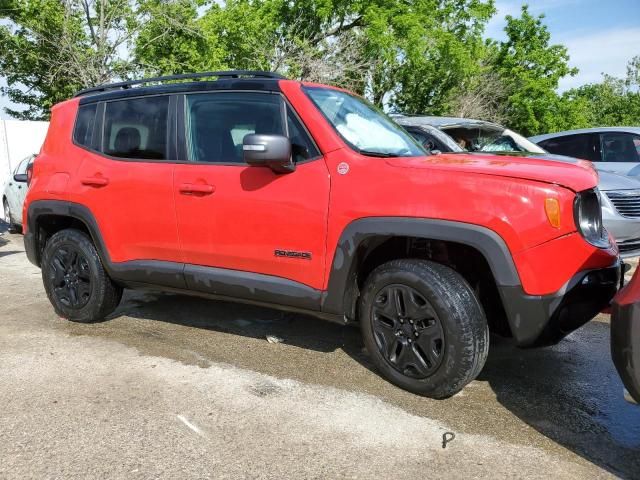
[49,245,93,309]
[372,284,445,378]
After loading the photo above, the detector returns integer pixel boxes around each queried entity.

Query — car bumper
[611,269,640,405]
[499,261,621,347]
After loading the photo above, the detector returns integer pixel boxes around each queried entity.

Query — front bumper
[611,270,640,405]
[499,261,621,347]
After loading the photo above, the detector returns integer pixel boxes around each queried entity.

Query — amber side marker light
[545,198,561,228]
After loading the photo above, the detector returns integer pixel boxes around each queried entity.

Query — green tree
[560,56,640,128]
[0,0,143,120]
[491,5,576,136]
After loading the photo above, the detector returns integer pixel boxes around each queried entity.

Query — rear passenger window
[103,96,169,160]
[73,103,97,148]
[539,134,598,161]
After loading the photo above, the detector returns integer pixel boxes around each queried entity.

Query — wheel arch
[25,200,109,269]
[321,218,522,334]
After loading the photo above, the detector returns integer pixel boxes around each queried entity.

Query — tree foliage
[1,0,639,134]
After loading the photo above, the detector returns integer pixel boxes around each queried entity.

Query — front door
[174,91,330,298]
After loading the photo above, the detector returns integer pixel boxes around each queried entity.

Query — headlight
[574,188,609,248]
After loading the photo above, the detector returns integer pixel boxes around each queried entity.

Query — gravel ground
[1,226,639,479]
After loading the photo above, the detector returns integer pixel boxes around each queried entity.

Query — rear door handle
[81,176,109,187]
[179,183,215,195]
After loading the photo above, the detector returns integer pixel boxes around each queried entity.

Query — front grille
[617,237,640,254]
[606,191,640,218]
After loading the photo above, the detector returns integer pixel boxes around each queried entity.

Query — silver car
[2,154,34,233]
[530,127,640,177]
[395,116,640,257]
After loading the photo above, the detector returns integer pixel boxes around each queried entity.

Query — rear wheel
[41,229,122,323]
[3,199,19,233]
[359,259,489,399]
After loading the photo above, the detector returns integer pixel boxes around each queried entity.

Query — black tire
[3,198,19,234]
[41,228,123,323]
[359,259,489,399]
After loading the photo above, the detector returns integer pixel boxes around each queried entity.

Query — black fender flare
[320,217,522,315]
[25,200,112,269]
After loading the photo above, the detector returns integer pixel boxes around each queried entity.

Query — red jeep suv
[23,71,621,398]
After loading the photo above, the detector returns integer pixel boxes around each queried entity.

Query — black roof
[76,70,286,103]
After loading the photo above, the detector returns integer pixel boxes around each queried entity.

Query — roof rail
[73,70,286,98]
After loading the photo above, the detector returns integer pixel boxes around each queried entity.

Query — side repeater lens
[544,198,561,228]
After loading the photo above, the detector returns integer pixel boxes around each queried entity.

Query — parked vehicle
[611,265,640,404]
[397,116,640,258]
[24,71,621,398]
[395,116,545,154]
[530,128,640,177]
[2,154,35,233]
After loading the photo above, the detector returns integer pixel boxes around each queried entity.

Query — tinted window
[73,103,97,148]
[103,96,169,160]
[538,134,598,161]
[287,106,320,162]
[186,92,284,163]
[600,132,640,163]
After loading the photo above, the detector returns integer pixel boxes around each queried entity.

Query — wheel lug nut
[414,332,419,337]
[408,338,412,343]
[409,319,413,324]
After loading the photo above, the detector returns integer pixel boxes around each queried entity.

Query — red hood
[386,153,598,192]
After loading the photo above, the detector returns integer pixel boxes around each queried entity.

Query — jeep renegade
[23,71,621,398]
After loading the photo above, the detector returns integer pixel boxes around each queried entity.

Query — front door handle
[179,183,215,195]
[81,176,109,187]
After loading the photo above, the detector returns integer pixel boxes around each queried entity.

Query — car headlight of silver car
[574,188,609,248]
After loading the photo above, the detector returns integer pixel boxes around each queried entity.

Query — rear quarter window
[73,103,98,148]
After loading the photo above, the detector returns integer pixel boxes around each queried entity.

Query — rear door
[597,132,640,176]
[173,91,330,296]
[70,96,182,268]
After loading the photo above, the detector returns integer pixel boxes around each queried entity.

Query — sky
[485,0,640,91]
[1,0,640,119]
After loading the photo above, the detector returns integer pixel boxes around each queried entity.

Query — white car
[2,154,35,233]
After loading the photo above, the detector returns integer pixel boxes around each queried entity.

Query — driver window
[186,92,284,163]
[601,133,640,163]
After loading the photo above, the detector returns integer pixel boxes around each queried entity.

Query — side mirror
[243,134,294,174]
[13,173,28,183]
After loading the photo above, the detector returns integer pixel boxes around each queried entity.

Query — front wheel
[41,229,122,323]
[359,259,489,399]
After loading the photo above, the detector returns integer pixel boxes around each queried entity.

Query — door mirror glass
[243,134,294,173]
[13,173,28,183]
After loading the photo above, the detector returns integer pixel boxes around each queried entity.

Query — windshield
[304,87,425,157]
[442,125,546,154]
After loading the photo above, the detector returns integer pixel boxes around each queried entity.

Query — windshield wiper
[358,150,396,158]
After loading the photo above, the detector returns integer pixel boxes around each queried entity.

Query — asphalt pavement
[1,225,639,479]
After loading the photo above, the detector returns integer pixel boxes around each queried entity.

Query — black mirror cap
[13,173,28,183]
[243,134,295,174]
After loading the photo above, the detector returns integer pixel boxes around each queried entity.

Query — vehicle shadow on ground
[479,327,640,479]
[108,290,639,478]
[111,289,369,359]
